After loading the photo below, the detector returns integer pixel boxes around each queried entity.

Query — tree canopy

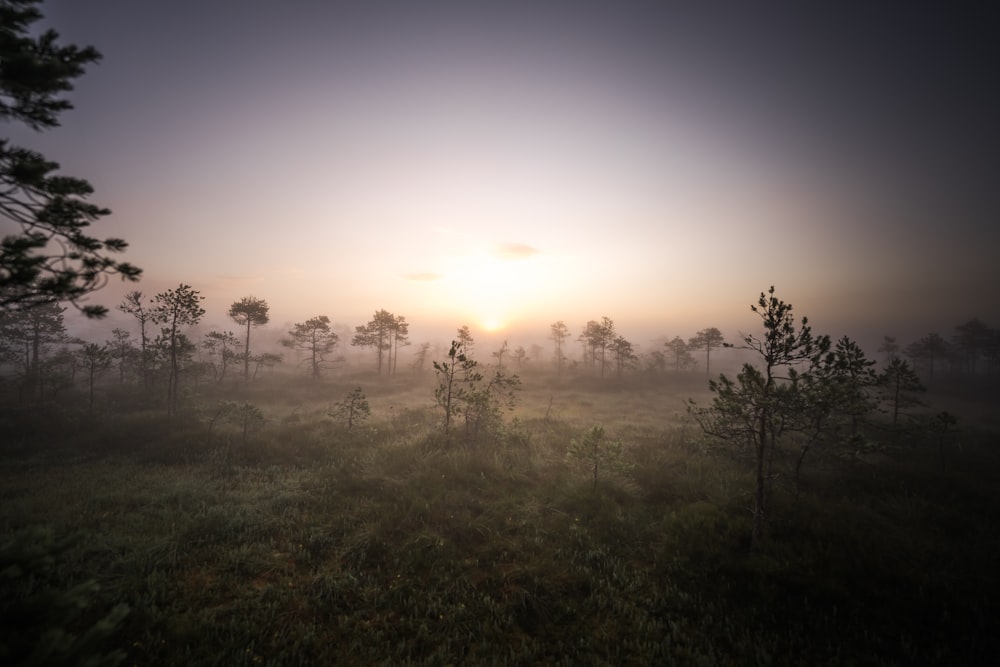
[283,315,339,380]
[229,296,270,383]
[690,287,829,547]
[150,284,204,416]
[1,0,140,316]
[352,309,406,376]
[688,327,725,376]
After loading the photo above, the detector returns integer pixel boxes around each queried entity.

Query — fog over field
[3,1,1000,665]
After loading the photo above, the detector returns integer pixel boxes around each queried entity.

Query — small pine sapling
[329,387,371,431]
[565,424,631,490]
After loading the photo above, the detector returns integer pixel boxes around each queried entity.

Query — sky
[9,1,1000,352]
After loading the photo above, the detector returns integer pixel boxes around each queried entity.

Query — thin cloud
[403,272,443,282]
[494,243,540,260]
[432,226,468,239]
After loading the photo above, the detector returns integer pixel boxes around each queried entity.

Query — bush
[0,526,129,667]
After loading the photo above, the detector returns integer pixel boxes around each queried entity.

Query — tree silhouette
[792,336,877,493]
[492,339,509,374]
[879,357,925,426]
[877,335,900,366]
[118,291,151,389]
[410,342,431,372]
[106,327,134,384]
[664,336,695,372]
[688,327,725,377]
[228,296,270,384]
[456,324,475,353]
[352,309,402,376]
[644,349,667,374]
[610,335,636,378]
[549,320,571,378]
[689,287,828,547]
[150,284,204,417]
[565,425,629,491]
[329,387,370,431]
[1,1,140,316]
[581,317,615,377]
[389,314,409,375]
[202,330,240,383]
[77,342,110,412]
[249,351,282,381]
[825,336,878,434]
[433,340,475,437]
[460,364,520,444]
[952,318,992,375]
[432,338,519,443]
[904,332,949,379]
[0,299,66,400]
[283,315,339,380]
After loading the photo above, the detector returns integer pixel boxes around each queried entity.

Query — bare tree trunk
[243,321,251,384]
[752,413,768,548]
[795,444,811,498]
[892,377,900,426]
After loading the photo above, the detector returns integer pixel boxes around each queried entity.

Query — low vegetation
[1,359,997,665]
[2,4,997,663]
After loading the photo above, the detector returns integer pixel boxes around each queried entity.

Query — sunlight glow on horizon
[403,241,554,334]
[29,2,998,348]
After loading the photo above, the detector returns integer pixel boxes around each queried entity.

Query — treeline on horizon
[4,3,1000,663]
[1,281,998,412]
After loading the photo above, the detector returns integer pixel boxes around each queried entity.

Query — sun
[440,245,548,333]
[478,315,507,332]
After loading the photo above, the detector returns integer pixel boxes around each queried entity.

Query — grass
[1,371,998,665]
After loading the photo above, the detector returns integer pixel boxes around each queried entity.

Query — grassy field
[1,370,998,665]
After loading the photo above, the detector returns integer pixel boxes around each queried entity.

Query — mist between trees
[3,283,998,665]
[3,282,997,410]
[3,3,999,663]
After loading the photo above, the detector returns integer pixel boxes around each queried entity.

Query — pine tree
[1,0,140,315]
